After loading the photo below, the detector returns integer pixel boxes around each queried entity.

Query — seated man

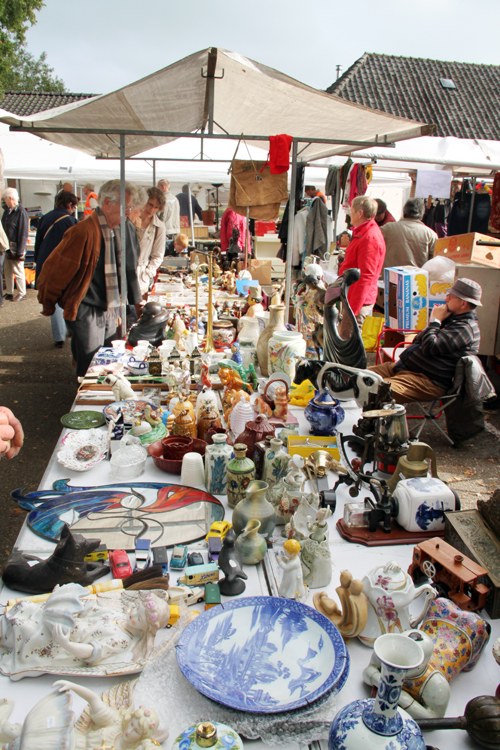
[370,278,482,404]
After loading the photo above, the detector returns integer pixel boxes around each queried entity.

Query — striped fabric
[394,313,480,389]
[96,208,121,310]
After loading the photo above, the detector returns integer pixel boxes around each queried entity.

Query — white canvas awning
[0,47,430,162]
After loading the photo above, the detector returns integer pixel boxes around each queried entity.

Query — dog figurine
[103,372,136,401]
[2,524,109,594]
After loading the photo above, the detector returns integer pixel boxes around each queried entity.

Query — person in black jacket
[176,184,203,226]
[34,191,79,347]
[1,187,29,302]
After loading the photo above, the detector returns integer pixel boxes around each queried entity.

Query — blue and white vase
[328,633,426,750]
[204,433,233,495]
[262,438,290,489]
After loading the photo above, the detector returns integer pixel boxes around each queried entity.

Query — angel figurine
[276,539,307,600]
[0,680,167,749]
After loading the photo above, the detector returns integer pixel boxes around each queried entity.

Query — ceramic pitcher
[358,561,436,647]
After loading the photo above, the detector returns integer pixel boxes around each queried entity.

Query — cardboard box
[249,259,272,286]
[455,264,500,355]
[434,232,500,269]
[384,266,428,330]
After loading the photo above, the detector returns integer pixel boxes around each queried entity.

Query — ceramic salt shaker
[172,720,244,749]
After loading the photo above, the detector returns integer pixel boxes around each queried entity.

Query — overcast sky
[26,0,499,95]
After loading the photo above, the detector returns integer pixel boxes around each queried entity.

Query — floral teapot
[358,561,436,647]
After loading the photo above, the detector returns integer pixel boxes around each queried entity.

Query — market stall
[1,264,499,748]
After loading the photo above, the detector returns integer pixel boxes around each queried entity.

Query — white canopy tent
[0,46,431,319]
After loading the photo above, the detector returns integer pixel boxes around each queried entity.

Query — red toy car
[109,549,133,579]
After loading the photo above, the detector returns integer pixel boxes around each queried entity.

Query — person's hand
[430,304,451,323]
[0,406,24,459]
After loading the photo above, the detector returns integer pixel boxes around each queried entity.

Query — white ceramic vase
[268,329,306,383]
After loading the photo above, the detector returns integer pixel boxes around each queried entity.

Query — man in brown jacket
[37,180,143,377]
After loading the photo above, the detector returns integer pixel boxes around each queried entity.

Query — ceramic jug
[237,316,261,368]
[234,518,267,564]
[358,561,436,647]
[232,479,276,540]
[257,304,286,376]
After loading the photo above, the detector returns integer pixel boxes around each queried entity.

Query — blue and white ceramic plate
[176,595,349,713]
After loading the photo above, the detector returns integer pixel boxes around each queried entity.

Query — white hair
[3,187,19,205]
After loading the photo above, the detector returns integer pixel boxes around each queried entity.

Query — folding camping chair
[407,355,495,446]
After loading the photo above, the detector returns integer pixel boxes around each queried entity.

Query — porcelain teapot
[358,560,436,647]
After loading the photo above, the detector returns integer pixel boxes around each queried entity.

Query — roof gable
[327,53,500,140]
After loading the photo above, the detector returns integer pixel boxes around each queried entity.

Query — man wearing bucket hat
[369,277,482,403]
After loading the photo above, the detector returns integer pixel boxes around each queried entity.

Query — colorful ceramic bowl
[148,438,207,474]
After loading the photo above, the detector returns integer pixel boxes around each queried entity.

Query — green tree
[0,1,66,94]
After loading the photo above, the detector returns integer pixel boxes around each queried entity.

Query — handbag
[229,159,288,221]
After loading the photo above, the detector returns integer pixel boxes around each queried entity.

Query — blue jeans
[50,303,67,343]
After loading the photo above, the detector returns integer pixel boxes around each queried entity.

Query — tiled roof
[0,91,96,117]
[327,53,500,141]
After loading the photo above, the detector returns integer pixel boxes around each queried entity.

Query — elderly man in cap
[369,278,482,403]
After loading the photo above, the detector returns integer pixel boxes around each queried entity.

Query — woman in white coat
[135,187,166,298]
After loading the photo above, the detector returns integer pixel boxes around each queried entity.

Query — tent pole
[284,140,299,325]
[187,184,195,247]
[119,134,128,337]
[152,160,156,186]
[467,177,477,233]
[245,206,250,269]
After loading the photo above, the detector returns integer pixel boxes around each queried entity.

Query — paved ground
[0,289,498,569]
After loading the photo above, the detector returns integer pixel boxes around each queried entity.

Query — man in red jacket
[338,196,385,327]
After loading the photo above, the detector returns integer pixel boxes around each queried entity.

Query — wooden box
[434,232,500,268]
[444,509,500,618]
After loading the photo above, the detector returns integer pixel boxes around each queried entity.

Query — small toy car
[204,582,221,610]
[207,537,222,562]
[178,562,219,587]
[134,538,153,571]
[109,549,133,580]
[205,520,232,543]
[187,551,204,567]
[170,544,188,569]
[84,543,109,563]
[167,585,205,606]
[152,545,169,575]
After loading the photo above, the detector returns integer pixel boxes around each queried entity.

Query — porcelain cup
[180,452,206,490]
[111,339,126,352]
